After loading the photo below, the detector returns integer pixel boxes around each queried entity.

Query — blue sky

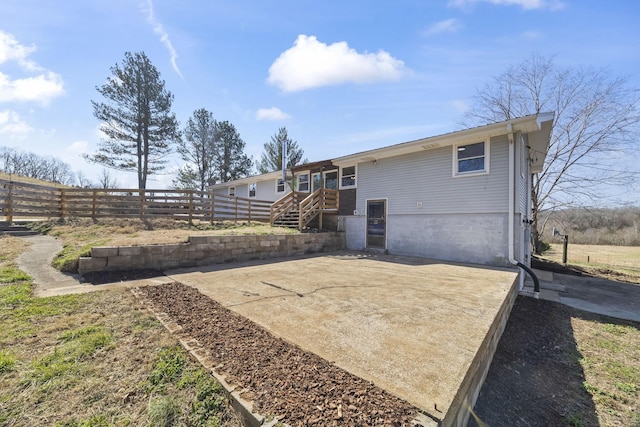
[1,0,638,202]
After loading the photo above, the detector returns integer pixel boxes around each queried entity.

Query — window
[455,142,488,175]
[340,166,356,188]
[249,183,256,198]
[228,186,235,197]
[325,171,338,190]
[298,173,309,192]
[276,178,285,193]
[312,173,321,191]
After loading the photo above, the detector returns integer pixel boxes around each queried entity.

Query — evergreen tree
[215,121,252,182]
[173,108,217,191]
[257,127,306,174]
[85,51,180,189]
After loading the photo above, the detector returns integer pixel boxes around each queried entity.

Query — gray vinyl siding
[355,135,510,215]
[255,179,279,201]
[235,184,249,199]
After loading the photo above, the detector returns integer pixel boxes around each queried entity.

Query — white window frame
[275,178,286,193]
[453,140,490,177]
[228,186,235,197]
[339,165,357,189]
[248,182,257,198]
[297,173,310,192]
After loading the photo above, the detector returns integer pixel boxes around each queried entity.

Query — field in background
[542,243,640,283]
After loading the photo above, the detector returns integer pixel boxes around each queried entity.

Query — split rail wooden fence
[0,179,271,223]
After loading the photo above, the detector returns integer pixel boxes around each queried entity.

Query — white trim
[275,178,285,194]
[248,182,257,198]
[339,165,357,189]
[452,139,490,178]
[297,171,310,192]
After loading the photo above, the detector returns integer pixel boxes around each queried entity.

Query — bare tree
[97,168,119,189]
[0,147,75,185]
[76,171,93,188]
[463,54,640,252]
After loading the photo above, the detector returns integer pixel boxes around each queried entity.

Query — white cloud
[0,30,40,71]
[267,35,408,92]
[256,107,291,121]
[448,0,565,10]
[448,99,470,113]
[0,72,64,105]
[67,140,89,154]
[0,110,33,139]
[0,31,65,106]
[140,0,183,78]
[424,19,463,36]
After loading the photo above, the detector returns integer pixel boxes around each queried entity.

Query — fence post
[92,190,97,220]
[140,190,145,219]
[210,193,215,224]
[60,189,67,219]
[188,191,194,225]
[234,197,238,223]
[5,182,13,223]
[248,199,252,222]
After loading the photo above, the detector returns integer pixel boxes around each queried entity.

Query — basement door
[366,200,386,249]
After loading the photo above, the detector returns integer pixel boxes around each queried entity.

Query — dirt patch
[470,297,640,427]
[81,269,165,285]
[136,282,422,426]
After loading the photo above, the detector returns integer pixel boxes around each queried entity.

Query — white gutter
[508,123,540,299]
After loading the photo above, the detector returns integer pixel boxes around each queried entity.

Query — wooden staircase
[270,189,338,230]
[0,222,40,236]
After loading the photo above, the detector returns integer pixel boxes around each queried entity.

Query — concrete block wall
[78,232,345,274]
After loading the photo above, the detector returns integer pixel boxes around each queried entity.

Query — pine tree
[85,51,180,189]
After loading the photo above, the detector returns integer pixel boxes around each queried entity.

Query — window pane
[312,174,321,191]
[249,183,256,197]
[458,158,485,173]
[341,166,356,187]
[298,174,309,191]
[458,142,484,159]
[342,166,355,176]
[325,171,338,190]
[277,179,285,192]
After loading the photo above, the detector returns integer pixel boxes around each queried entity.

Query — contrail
[140,0,183,79]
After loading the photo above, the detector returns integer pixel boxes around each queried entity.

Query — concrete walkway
[16,235,171,297]
[524,269,640,322]
[17,235,80,289]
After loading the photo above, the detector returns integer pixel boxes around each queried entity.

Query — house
[211,113,554,268]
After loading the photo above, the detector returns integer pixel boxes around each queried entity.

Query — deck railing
[271,188,339,230]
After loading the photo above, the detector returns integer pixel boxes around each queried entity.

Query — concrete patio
[165,252,519,426]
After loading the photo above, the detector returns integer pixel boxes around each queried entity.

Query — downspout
[507,124,540,299]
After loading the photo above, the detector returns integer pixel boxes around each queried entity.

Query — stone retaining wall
[78,232,345,275]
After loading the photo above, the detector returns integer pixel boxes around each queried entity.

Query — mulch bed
[136,282,422,427]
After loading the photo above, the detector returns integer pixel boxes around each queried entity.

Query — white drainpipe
[507,123,539,298]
